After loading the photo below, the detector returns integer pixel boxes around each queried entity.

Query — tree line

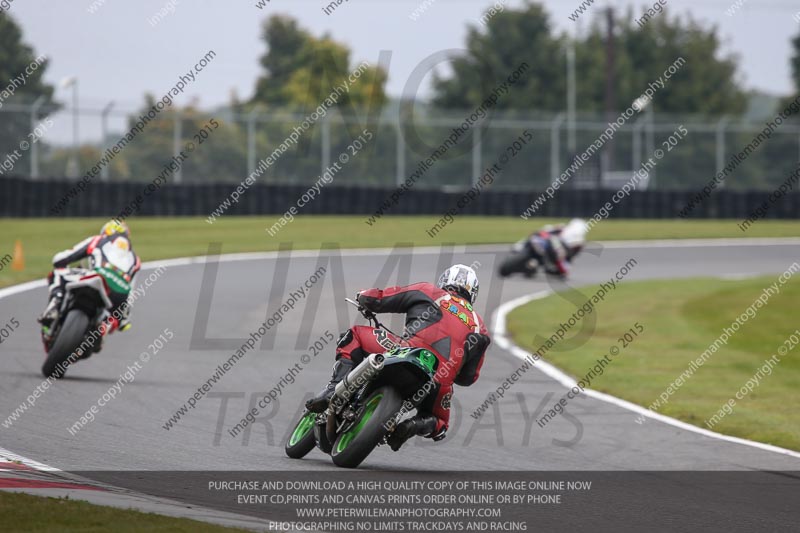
[0,2,796,185]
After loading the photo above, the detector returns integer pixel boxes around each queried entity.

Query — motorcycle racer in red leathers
[306,264,491,451]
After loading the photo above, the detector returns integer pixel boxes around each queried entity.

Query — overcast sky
[5,0,799,141]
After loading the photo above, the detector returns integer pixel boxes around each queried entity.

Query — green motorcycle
[285,299,439,468]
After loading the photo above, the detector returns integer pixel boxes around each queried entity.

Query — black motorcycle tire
[330,386,403,469]
[498,252,530,277]
[285,410,318,459]
[315,421,333,454]
[42,310,90,379]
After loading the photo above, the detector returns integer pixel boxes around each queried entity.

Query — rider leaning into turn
[39,220,141,343]
[306,264,492,451]
[532,219,586,278]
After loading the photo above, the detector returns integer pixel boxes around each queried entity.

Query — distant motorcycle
[285,299,439,469]
[498,218,588,278]
[498,238,544,278]
[40,267,122,378]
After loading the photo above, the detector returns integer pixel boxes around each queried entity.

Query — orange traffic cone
[11,240,24,271]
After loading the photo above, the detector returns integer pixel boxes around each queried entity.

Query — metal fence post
[550,113,565,183]
[472,125,482,186]
[321,115,331,176]
[396,121,405,187]
[30,96,46,179]
[715,116,730,188]
[247,109,257,177]
[632,111,648,173]
[101,101,114,181]
[173,110,183,183]
[646,107,655,188]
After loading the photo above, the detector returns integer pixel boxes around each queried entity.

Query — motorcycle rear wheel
[42,310,90,379]
[330,386,403,469]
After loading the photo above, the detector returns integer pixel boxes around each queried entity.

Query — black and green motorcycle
[285,299,439,468]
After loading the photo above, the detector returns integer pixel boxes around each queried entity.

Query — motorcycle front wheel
[330,386,402,469]
[42,309,90,379]
[285,410,318,459]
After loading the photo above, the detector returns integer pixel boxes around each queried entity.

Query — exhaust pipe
[330,353,384,410]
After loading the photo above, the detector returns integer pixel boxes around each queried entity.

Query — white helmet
[437,264,480,304]
[560,218,588,248]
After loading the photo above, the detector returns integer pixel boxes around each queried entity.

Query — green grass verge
[0,491,250,532]
[1,216,799,289]
[507,275,800,450]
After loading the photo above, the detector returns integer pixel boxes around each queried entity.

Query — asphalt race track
[2,238,799,476]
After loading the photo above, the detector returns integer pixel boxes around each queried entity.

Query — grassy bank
[0,491,250,532]
[507,275,800,450]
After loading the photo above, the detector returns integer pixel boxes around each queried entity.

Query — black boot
[305,358,354,413]
[387,415,438,451]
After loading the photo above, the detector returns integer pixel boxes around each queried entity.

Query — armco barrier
[0,176,798,219]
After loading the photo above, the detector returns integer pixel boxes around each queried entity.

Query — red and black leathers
[335,282,492,438]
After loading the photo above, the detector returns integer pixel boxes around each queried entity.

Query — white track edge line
[0,445,60,472]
